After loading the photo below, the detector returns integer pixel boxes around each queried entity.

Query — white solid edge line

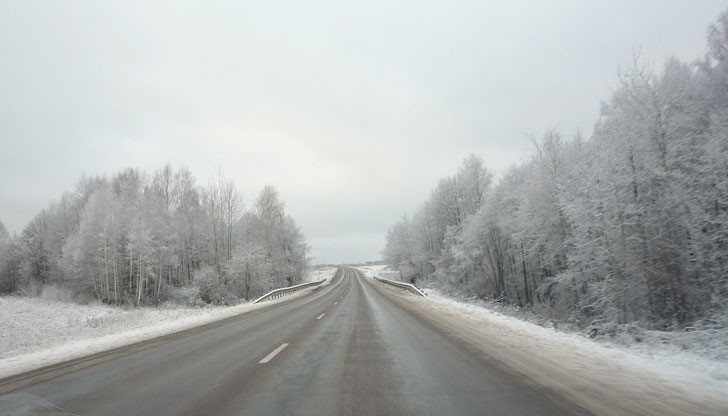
[316,314,325,320]
[259,343,289,364]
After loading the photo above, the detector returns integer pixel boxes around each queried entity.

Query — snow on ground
[355,264,391,279]
[387,284,728,415]
[418,288,728,390]
[306,266,339,283]
[359,266,728,414]
[360,266,728,388]
[0,267,338,380]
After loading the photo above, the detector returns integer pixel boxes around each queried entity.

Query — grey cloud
[0,0,724,263]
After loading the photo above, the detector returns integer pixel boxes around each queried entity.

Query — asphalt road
[0,268,591,416]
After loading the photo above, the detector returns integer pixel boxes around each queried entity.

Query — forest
[0,165,308,306]
[383,11,728,332]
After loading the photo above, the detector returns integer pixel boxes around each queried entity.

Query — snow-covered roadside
[377,281,728,415]
[0,267,338,380]
[359,266,728,391]
[355,264,390,279]
[426,289,728,380]
[419,288,728,389]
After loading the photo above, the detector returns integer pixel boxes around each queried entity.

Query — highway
[0,268,590,415]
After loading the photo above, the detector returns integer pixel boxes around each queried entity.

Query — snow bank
[0,267,338,380]
[420,288,728,388]
[401,287,728,414]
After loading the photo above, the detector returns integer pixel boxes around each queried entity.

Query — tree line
[0,165,309,306]
[384,10,728,331]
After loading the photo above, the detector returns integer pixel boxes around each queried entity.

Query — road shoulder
[367,277,728,416]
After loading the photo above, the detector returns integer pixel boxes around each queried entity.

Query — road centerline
[258,343,289,364]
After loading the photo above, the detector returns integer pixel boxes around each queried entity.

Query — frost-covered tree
[0,219,20,294]
[383,155,493,286]
[383,214,418,283]
[243,186,308,289]
[384,9,728,331]
[9,165,308,306]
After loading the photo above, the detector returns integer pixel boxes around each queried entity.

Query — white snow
[425,288,728,387]
[392,285,728,415]
[0,267,337,380]
[306,266,340,283]
[355,264,391,279]
[359,264,728,403]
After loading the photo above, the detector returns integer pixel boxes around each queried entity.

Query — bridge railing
[253,279,326,304]
[373,276,426,297]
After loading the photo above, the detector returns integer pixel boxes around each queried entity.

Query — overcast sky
[0,1,725,263]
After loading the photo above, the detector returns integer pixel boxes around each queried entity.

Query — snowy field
[0,267,338,379]
[355,264,391,279]
[360,266,728,414]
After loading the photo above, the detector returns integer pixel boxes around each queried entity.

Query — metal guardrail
[373,276,426,297]
[252,279,326,304]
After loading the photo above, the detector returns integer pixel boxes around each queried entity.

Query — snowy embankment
[0,267,338,380]
[355,264,390,279]
[419,290,728,398]
[358,265,728,415]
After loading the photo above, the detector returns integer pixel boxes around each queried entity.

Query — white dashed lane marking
[259,343,289,364]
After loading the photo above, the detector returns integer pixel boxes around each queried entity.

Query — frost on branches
[384,10,728,334]
[0,167,309,307]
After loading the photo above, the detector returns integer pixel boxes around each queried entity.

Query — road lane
[0,269,351,415]
[0,268,590,416]
[220,268,587,416]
